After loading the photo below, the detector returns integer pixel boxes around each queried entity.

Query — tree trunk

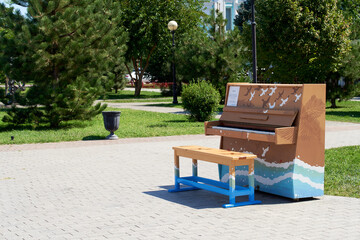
[134,79,142,97]
[330,98,337,108]
[5,75,9,96]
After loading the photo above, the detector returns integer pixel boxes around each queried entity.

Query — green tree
[3,0,128,127]
[177,9,249,101]
[119,0,204,97]
[327,40,360,106]
[338,0,360,40]
[242,0,351,107]
[233,0,252,32]
[0,3,30,104]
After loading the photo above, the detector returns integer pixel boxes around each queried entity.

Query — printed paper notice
[227,86,240,107]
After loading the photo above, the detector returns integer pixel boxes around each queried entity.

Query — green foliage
[2,106,43,125]
[338,0,360,39]
[112,64,127,94]
[327,40,360,107]
[234,0,252,32]
[177,9,250,101]
[119,0,205,96]
[243,0,351,83]
[181,81,220,122]
[241,0,351,106]
[0,71,5,83]
[2,0,127,128]
[0,3,31,85]
[325,145,360,198]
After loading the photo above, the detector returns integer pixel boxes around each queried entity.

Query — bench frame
[168,146,261,208]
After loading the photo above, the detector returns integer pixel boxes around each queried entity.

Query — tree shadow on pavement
[82,135,105,141]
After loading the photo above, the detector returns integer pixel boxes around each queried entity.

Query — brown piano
[205,83,326,199]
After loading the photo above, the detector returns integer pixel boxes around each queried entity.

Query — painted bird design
[269,86,277,96]
[262,97,271,108]
[294,93,302,102]
[260,88,269,96]
[245,87,252,96]
[249,91,255,101]
[275,90,285,101]
[280,97,288,107]
[269,102,276,109]
[291,87,301,95]
[262,146,270,157]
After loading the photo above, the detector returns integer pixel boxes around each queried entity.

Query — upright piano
[205,83,326,199]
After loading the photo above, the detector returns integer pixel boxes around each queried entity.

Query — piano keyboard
[212,126,275,135]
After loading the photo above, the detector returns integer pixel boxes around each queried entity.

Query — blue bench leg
[192,159,198,177]
[223,165,236,207]
[174,154,180,190]
[223,164,261,208]
[168,155,199,193]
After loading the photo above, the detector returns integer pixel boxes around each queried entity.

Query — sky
[0,0,28,16]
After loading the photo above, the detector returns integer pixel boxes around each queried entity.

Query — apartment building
[203,0,244,31]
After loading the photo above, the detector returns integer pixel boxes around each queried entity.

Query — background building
[203,0,244,31]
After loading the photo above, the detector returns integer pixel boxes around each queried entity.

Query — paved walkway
[101,101,188,115]
[1,130,360,239]
[1,98,360,239]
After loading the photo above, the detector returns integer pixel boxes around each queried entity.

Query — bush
[182,81,220,121]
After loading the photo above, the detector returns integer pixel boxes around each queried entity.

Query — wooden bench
[168,145,261,208]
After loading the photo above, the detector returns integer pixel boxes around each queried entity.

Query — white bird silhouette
[269,102,276,109]
[280,97,288,107]
[249,91,255,101]
[269,86,277,96]
[262,146,270,157]
[260,88,268,96]
[295,93,302,102]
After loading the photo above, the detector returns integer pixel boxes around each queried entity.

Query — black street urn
[102,111,121,140]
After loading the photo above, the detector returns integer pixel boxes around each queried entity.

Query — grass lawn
[326,100,360,123]
[0,108,205,145]
[325,145,360,198]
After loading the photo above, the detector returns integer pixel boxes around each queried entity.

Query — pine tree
[4,0,127,128]
[0,3,31,104]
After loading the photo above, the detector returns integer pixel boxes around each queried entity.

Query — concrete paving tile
[1,133,359,239]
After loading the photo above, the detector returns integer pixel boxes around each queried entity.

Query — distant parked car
[125,71,153,83]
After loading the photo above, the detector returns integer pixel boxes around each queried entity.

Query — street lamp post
[251,0,257,83]
[168,20,178,104]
